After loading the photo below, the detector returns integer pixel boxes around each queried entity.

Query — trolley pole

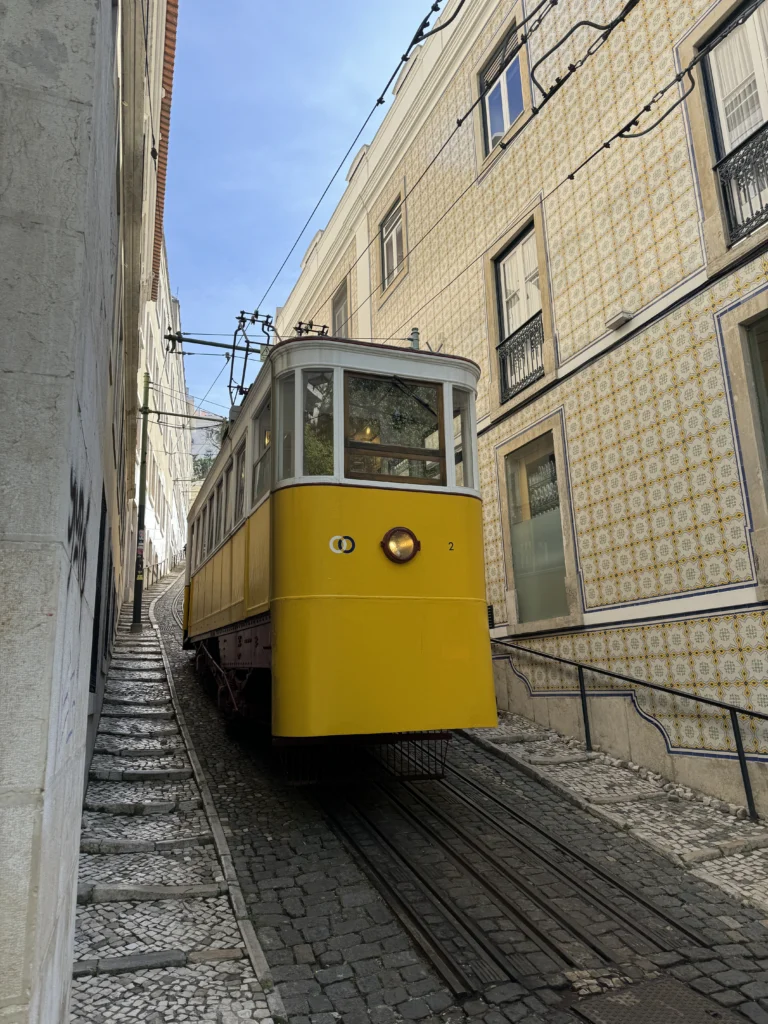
[131,372,150,632]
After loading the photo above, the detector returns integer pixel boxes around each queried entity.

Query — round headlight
[381,527,421,563]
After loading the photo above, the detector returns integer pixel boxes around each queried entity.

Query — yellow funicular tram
[183,335,496,757]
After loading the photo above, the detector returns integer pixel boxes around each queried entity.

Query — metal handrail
[493,637,766,820]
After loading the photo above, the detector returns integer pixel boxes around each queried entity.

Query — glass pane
[487,81,505,147]
[224,466,232,531]
[505,57,524,124]
[277,373,295,480]
[215,484,223,543]
[453,388,474,489]
[235,447,246,521]
[253,449,272,503]
[346,452,442,482]
[505,434,568,623]
[711,20,765,150]
[332,285,348,338]
[346,374,441,452]
[521,231,542,318]
[500,248,522,335]
[303,370,334,476]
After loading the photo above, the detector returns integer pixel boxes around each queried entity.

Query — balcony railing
[497,310,545,404]
[717,120,768,245]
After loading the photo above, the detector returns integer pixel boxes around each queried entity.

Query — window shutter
[482,30,518,91]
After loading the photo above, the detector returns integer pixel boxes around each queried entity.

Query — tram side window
[252,397,272,504]
[215,480,224,545]
[201,505,208,560]
[223,460,233,533]
[207,495,216,553]
[189,522,195,569]
[303,370,334,476]
[344,372,445,485]
[277,373,295,480]
[234,443,246,522]
[453,388,474,489]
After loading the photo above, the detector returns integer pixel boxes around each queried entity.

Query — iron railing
[716,120,768,244]
[145,553,183,588]
[493,637,768,820]
[497,310,545,404]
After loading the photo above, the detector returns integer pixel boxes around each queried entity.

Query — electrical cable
[372,0,763,347]
[255,0,466,310]
[150,381,230,411]
[309,0,626,330]
[139,0,159,160]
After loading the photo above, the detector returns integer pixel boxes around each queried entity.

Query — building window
[706,1,768,242]
[332,281,349,338]
[496,227,544,403]
[381,203,404,290]
[345,372,445,484]
[505,433,569,623]
[303,371,334,475]
[481,30,524,151]
[251,397,272,504]
[234,443,246,522]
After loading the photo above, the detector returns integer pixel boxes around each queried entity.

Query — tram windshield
[344,372,445,485]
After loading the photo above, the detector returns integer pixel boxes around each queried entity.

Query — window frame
[496,414,581,634]
[251,395,273,506]
[681,0,768,272]
[481,29,525,154]
[215,479,224,545]
[380,202,405,292]
[234,442,247,524]
[223,459,233,535]
[343,370,447,486]
[332,280,349,339]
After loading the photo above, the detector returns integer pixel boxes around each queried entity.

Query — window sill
[478,109,532,179]
[377,261,409,309]
[503,602,583,637]
[704,214,768,279]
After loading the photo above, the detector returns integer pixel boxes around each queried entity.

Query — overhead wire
[255,0,470,310]
[324,0,639,337]
[378,0,764,343]
[307,0,558,328]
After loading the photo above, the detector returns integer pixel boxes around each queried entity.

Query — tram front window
[344,372,445,484]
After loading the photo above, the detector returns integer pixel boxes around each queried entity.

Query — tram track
[316,741,705,1002]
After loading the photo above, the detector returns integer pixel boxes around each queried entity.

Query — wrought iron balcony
[717,120,768,245]
[497,310,545,404]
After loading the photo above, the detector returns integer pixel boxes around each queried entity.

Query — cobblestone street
[75,568,768,1024]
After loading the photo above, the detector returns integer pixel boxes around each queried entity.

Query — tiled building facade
[275,0,768,797]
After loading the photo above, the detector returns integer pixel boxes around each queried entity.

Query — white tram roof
[188,336,480,518]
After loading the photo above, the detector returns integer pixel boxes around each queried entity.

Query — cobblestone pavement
[149,570,768,1024]
[466,711,768,879]
[72,583,280,1024]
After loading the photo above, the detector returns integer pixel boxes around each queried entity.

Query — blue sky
[165,0,422,416]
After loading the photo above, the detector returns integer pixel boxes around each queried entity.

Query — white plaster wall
[0,1,119,1020]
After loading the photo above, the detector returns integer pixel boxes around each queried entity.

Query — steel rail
[376,777,620,967]
[445,754,705,947]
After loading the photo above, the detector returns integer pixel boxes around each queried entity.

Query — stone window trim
[332,278,349,339]
[375,188,409,308]
[717,288,768,598]
[483,201,556,421]
[680,0,768,276]
[496,410,583,635]
[470,3,535,177]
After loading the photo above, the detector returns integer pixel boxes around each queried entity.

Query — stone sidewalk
[465,710,768,918]
[71,580,284,1024]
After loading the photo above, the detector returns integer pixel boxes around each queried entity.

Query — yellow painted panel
[271,485,496,737]
[246,499,271,615]
[183,585,190,631]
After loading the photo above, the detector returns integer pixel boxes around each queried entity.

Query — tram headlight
[381,527,420,563]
